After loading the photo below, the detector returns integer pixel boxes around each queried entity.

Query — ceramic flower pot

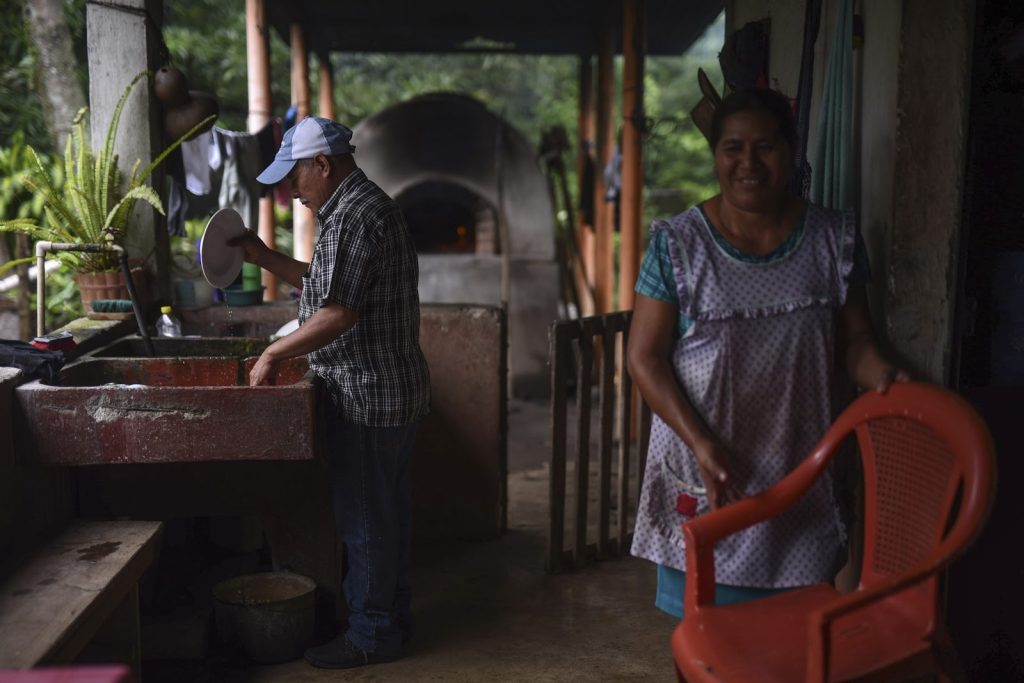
[74,268,148,314]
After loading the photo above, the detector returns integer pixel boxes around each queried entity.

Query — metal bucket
[212,571,316,663]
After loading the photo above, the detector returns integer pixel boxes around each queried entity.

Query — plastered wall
[725,0,972,382]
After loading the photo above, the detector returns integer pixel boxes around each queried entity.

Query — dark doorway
[950,0,1024,679]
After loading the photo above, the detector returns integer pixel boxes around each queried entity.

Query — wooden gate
[547,311,651,573]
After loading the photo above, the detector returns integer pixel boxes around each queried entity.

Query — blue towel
[811,0,854,210]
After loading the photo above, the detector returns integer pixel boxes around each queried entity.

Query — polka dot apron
[630,204,855,588]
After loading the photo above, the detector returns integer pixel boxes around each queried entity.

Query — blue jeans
[326,416,418,657]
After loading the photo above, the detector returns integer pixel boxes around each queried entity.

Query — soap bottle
[156,305,183,338]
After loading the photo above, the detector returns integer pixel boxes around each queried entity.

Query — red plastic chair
[0,667,135,683]
[671,383,996,683]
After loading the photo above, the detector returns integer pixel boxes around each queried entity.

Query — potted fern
[0,70,216,312]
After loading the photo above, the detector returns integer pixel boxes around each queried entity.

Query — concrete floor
[142,398,678,682]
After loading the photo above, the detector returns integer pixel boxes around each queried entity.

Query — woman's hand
[840,288,912,394]
[692,437,745,510]
[628,294,746,511]
[866,363,912,394]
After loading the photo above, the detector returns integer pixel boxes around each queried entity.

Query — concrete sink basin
[15,356,315,465]
[92,336,269,358]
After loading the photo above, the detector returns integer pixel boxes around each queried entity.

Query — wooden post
[246,0,277,299]
[85,0,167,300]
[548,322,573,573]
[597,316,617,557]
[318,52,336,120]
[574,319,601,566]
[290,24,315,263]
[617,312,634,553]
[594,19,616,314]
[619,0,646,312]
[576,54,596,317]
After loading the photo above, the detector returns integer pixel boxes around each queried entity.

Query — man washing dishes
[231,116,431,669]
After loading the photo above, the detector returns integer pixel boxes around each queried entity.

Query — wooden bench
[0,521,162,673]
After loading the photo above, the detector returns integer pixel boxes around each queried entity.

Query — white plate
[273,319,300,338]
[200,208,247,288]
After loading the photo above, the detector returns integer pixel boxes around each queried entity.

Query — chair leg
[932,628,968,683]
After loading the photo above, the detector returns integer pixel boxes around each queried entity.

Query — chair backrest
[837,384,996,594]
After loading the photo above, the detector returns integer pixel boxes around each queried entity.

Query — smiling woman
[626,87,911,622]
[704,90,802,254]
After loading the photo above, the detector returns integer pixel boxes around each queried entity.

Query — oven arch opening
[397,181,499,255]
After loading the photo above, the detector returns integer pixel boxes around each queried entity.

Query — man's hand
[228,229,272,266]
[246,304,356,386]
[249,351,279,386]
[226,229,308,289]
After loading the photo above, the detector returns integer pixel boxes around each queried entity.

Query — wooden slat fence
[547,311,651,573]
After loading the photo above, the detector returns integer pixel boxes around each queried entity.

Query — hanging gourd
[155,65,219,141]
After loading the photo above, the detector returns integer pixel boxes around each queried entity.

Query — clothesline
[166,119,285,236]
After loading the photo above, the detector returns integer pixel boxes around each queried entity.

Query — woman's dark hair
[708,89,799,153]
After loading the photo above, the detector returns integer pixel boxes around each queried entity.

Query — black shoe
[303,636,399,669]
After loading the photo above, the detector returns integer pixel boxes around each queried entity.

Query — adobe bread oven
[355,93,560,398]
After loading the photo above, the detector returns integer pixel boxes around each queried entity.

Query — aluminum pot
[212,572,316,663]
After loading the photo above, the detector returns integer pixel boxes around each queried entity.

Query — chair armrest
[683,441,837,614]
[806,495,995,658]
[803,563,943,683]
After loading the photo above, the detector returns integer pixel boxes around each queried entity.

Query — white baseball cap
[256,116,356,185]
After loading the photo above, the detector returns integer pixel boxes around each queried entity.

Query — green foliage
[161,1,725,274]
[64,0,88,98]
[0,130,59,274]
[642,13,725,228]
[0,131,59,222]
[159,1,724,228]
[0,130,82,330]
[164,2,291,132]
[0,71,216,275]
[0,0,50,151]
[41,268,83,330]
[327,53,579,158]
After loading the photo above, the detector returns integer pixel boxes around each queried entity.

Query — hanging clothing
[166,172,189,238]
[603,144,622,203]
[811,0,855,209]
[790,0,825,198]
[181,131,213,195]
[630,202,856,589]
[283,105,299,133]
[216,127,265,231]
[719,20,771,91]
[164,119,283,234]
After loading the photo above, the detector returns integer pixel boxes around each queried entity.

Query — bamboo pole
[576,54,596,317]
[290,24,314,263]
[594,20,615,314]
[619,0,646,312]
[318,52,336,120]
[245,0,278,299]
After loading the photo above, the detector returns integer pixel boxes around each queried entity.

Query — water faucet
[35,241,154,355]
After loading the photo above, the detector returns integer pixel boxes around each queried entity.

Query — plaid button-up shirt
[298,168,430,426]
